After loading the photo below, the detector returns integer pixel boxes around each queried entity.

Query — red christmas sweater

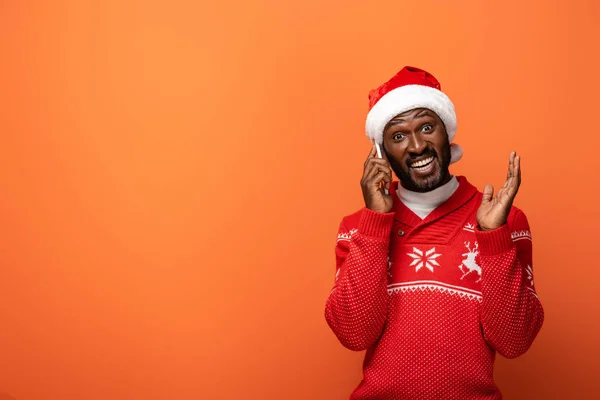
[325,176,544,399]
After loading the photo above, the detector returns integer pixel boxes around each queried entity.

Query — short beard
[384,142,451,192]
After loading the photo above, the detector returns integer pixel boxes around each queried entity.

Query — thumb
[481,184,494,204]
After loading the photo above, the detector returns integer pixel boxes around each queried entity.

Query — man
[325,66,544,399]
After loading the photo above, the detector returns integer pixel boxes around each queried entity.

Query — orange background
[0,1,598,399]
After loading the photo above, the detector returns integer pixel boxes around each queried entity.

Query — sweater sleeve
[475,209,544,359]
[324,208,395,351]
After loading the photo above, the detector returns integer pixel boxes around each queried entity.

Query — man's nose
[407,134,427,155]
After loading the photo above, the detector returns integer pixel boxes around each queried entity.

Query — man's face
[382,108,452,192]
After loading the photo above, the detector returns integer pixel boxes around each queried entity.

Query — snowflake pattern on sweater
[325,176,544,400]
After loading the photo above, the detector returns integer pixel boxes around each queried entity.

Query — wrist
[367,205,392,213]
[358,207,395,238]
[474,224,513,256]
[477,219,507,232]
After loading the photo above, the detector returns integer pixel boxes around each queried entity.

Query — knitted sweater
[325,176,544,399]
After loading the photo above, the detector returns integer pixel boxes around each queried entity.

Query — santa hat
[365,66,463,164]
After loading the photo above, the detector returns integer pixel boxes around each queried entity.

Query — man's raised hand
[477,151,522,231]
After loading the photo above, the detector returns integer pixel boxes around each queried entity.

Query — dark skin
[361,108,522,231]
[383,108,452,193]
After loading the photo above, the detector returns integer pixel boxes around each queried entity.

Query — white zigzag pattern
[463,223,533,243]
[463,222,475,232]
[337,228,358,242]
[387,282,482,302]
[511,230,532,241]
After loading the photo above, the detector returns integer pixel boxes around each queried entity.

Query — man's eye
[392,133,405,141]
[422,124,433,132]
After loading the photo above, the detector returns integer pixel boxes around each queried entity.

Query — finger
[497,186,510,203]
[364,162,392,182]
[515,155,521,185]
[369,158,392,169]
[380,167,393,191]
[362,163,378,182]
[381,171,392,184]
[365,158,392,174]
[508,155,521,185]
[507,156,522,198]
[364,145,377,168]
[363,161,383,181]
[481,184,494,204]
[379,171,393,194]
[379,164,393,176]
[507,151,515,179]
[372,171,390,189]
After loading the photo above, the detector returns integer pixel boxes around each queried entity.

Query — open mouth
[410,156,435,170]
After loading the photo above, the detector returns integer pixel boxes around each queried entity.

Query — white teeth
[411,156,434,168]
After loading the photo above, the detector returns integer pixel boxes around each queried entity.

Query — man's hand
[361,144,393,213]
[477,151,522,231]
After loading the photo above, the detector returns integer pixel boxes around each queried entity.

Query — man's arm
[476,209,544,358]
[325,209,394,351]
[325,144,395,350]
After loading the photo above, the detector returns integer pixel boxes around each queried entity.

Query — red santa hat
[365,66,463,164]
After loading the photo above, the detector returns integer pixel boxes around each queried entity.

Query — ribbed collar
[390,176,479,228]
[397,176,459,219]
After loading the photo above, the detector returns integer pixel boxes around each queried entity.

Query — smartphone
[374,142,389,195]
[375,142,383,159]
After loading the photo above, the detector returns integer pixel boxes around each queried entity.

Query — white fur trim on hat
[365,84,460,161]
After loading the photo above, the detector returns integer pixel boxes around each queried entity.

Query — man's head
[382,108,452,192]
[365,66,462,191]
